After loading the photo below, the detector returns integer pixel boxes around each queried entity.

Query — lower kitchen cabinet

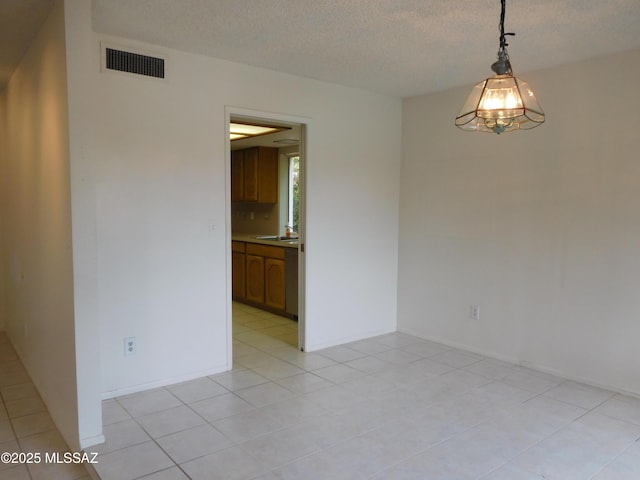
[246,254,265,304]
[233,240,290,315]
[265,258,285,311]
[231,241,246,299]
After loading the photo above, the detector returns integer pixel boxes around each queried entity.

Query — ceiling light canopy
[455,0,545,134]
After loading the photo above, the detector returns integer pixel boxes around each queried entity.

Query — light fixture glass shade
[455,74,545,134]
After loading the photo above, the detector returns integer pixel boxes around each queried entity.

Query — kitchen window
[287,154,300,234]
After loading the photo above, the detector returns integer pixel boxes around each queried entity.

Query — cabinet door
[265,258,286,311]
[245,254,265,304]
[231,150,244,201]
[231,252,246,299]
[257,147,278,203]
[242,148,259,202]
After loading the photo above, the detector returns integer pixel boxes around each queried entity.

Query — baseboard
[101,364,230,400]
[80,433,106,449]
[304,326,397,352]
[398,327,640,399]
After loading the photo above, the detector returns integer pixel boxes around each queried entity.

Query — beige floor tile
[136,405,205,438]
[92,419,150,454]
[166,377,228,404]
[180,445,267,480]
[116,388,182,418]
[0,383,39,403]
[544,380,615,410]
[5,396,46,419]
[233,382,294,408]
[0,420,15,443]
[0,440,20,472]
[93,441,173,480]
[85,302,640,480]
[10,412,55,438]
[155,424,233,464]
[138,467,190,480]
[0,465,30,480]
[210,369,269,391]
[189,393,255,423]
[101,399,131,426]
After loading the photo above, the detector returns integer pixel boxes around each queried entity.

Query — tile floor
[89,302,640,479]
[0,333,90,480]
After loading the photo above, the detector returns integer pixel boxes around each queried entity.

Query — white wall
[0,0,81,449]
[65,24,401,400]
[399,49,640,396]
[0,94,6,332]
[65,0,105,449]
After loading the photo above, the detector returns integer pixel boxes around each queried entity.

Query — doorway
[227,111,306,363]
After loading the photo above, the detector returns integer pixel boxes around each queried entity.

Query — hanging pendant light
[455,0,545,134]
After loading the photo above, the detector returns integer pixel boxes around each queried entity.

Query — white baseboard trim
[398,327,640,399]
[80,434,106,449]
[101,364,230,400]
[304,327,397,352]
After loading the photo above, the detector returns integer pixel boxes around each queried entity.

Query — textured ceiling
[2,1,640,97]
[91,0,640,97]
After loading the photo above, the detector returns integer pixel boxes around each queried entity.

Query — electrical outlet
[124,337,137,356]
[470,305,480,321]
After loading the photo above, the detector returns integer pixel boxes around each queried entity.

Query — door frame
[224,106,309,365]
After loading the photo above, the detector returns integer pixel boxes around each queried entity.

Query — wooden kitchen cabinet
[236,242,288,314]
[245,254,265,304]
[265,258,286,311]
[231,151,245,202]
[231,147,278,203]
[231,241,246,299]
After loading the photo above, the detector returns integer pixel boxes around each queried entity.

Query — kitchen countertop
[232,233,299,249]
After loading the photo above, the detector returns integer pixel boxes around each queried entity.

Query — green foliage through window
[288,155,300,233]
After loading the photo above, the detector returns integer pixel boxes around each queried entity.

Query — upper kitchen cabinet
[231,147,278,203]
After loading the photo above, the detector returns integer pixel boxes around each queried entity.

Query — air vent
[105,47,165,79]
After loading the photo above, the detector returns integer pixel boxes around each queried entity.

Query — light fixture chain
[496,0,515,74]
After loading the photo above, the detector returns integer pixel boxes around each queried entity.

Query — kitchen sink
[253,235,299,241]
[254,235,279,240]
